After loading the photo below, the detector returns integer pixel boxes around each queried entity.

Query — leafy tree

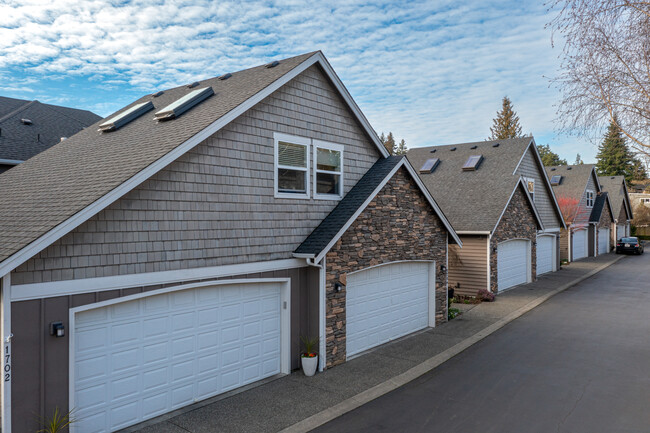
[489,96,523,140]
[537,144,567,166]
[395,139,408,155]
[574,153,584,165]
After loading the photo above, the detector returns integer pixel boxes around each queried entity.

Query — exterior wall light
[334,282,344,293]
[50,322,65,338]
[439,264,447,273]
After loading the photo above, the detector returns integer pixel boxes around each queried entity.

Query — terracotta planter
[301,355,318,376]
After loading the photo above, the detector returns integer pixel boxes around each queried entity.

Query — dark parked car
[616,237,644,255]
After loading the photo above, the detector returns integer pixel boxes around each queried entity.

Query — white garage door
[536,235,554,275]
[616,224,625,241]
[598,228,610,254]
[72,282,284,433]
[573,229,588,260]
[346,262,432,358]
[497,240,530,291]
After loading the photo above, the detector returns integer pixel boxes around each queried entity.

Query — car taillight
[636,244,640,247]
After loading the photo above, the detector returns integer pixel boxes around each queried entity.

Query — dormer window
[275,133,310,198]
[586,189,594,207]
[314,140,344,199]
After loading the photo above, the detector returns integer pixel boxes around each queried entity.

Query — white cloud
[0,0,599,161]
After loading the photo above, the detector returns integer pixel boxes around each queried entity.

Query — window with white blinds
[274,133,310,198]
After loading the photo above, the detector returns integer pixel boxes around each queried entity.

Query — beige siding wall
[559,228,569,261]
[515,147,562,229]
[449,235,488,297]
[12,65,381,285]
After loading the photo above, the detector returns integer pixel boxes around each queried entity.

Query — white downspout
[305,257,326,372]
[1,273,12,433]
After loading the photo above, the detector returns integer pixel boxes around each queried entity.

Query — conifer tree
[489,96,523,140]
[395,139,408,155]
[537,144,567,166]
[384,132,396,154]
[595,119,636,182]
[575,153,584,165]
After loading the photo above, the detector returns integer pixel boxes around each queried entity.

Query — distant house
[546,164,614,260]
[0,52,461,432]
[408,137,565,297]
[0,96,100,173]
[599,175,633,241]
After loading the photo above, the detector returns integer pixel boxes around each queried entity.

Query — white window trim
[313,139,344,200]
[586,189,594,208]
[274,132,311,199]
[524,176,535,201]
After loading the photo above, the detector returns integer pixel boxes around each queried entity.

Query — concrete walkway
[127,253,624,433]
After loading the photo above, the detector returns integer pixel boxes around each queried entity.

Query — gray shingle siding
[515,147,562,229]
[12,65,381,285]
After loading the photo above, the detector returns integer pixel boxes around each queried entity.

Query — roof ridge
[42,102,95,128]
[0,100,37,124]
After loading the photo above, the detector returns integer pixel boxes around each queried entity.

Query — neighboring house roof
[544,164,599,203]
[0,96,101,163]
[294,156,461,261]
[598,175,633,220]
[589,192,613,223]
[0,51,391,276]
[407,137,543,233]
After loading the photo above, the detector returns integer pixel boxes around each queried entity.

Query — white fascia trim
[402,158,462,246]
[456,231,491,235]
[313,160,403,263]
[293,253,315,259]
[11,258,305,301]
[538,227,561,233]
[492,178,545,234]
[314,53,390,158]
[0,158,22,165]
[525,139,567,230]
[0,53,336,278]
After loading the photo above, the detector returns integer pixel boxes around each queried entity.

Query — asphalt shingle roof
[295,156,403,256]
[0,96,101,161]
[589,192,608,223]
[544,164,597,202]
[598,175,631,219]
[406,137,533,232]
[0,52,317,265]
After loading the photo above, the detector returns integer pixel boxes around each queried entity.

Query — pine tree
[395,139,408,155]
[384,132,396,154]
[631,159,648,181]
[575,153,584,165]
[537,144,567,166]
[595,119,636,182]
[489,96,523,140]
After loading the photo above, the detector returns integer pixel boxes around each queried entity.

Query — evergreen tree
[631,159,648,181]
[575,153,584,165]
[595,119,637,182]
[395,139,408,155]
[537,144,567,166]
[384,132,396,154]
[489,96,523,140]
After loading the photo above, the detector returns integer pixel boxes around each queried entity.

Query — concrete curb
[279,255,625,433]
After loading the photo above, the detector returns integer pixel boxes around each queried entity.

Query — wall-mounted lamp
[334,282,344,293]
[439,264,447,273]
[532,241,537,246]
[50,322,65,338]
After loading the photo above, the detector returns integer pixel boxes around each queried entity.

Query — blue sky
[0,0,599,162]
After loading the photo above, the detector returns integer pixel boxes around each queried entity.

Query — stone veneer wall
[596,199,614,251]
[324,167,448,367]
[490,186,538,293]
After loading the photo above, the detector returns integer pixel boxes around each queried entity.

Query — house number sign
[4,344,10,382]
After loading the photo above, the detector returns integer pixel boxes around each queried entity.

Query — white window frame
[586,189,594,207]
[524,177,535,201]
[313,139,344,200]
[274,132,311,199]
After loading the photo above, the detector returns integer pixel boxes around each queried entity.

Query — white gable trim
[0,158,22,166]
[307,158,462,263]
[622,181,634,219]
[492,178,545,234]
[0,52,388,278]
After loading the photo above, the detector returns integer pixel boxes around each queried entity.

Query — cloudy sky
[0,0,599,162]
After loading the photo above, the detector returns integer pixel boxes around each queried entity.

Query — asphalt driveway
[314,252,650,433]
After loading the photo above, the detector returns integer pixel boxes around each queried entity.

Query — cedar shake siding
[11,65,381,285]
[10,266,319,433]
[324,167,448,367]
[489,187,538,293]
[448,235,488,297]
[515,148,562,229]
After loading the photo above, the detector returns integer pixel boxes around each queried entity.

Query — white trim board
[0,158,22,166]
[0,51,389,279]
[1,274,11,433]
[11,258,305,301]
[68,277,291,433]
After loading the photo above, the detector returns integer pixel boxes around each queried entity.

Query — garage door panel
[497,240,529,291]
[347,262,431,358]
[536,235,554,275]
[74,282,283,432]
[573,229,587,260]
[598,228,609,254]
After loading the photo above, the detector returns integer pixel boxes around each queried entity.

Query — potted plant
[300,335,319,377]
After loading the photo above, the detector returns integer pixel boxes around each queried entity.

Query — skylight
[550,175,562,185]
[462,155,483,171]
[99,101,154,132]
[154,87,214,121]
[420,158,440,174]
